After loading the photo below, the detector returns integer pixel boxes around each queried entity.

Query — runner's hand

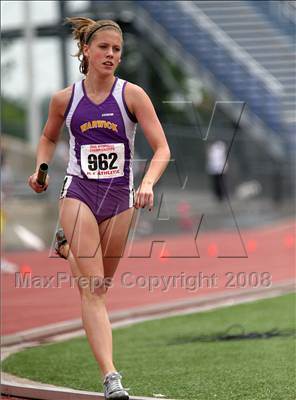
[28,172,49,193]
[134,181,154,210]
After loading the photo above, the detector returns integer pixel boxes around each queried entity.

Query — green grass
[2,294,296,400]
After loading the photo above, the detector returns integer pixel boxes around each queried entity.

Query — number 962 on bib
[81,143,125,179]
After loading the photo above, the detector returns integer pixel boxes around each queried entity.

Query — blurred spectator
[1,149,18,273]
[206,140,228,202]
[1,150,13,199]
[271,159,284,206]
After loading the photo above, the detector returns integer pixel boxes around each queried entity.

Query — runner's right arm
[28,88,71,193]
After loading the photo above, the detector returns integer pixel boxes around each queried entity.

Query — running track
[1,219,295,336]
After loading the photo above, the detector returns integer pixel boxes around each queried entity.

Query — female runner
[28,17,170,400]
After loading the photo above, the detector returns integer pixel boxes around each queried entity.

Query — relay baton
[37,163,48,187]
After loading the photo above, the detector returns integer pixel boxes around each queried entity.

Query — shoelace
[105,374,123,393]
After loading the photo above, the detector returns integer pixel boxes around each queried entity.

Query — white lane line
[1,258,18,274]
[14,225,45,251]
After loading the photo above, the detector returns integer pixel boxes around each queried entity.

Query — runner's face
[84,29,122,75]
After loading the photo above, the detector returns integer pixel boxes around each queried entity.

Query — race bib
[81,143,125,179]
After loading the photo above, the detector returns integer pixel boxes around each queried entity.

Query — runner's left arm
[126,84,171,209]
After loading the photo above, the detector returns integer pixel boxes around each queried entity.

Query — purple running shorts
[59,175,134,224]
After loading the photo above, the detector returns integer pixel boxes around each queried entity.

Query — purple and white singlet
[60,77,138,223]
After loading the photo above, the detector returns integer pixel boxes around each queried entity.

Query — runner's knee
[92,282,108,297]
[79,276,108,299]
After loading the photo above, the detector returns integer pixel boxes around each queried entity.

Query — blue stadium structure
[132,0,295,160]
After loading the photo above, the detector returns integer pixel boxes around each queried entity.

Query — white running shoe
[103,372,129,400]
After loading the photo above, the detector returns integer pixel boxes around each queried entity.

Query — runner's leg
[99,207,135,281]
[59,198,115,378]
[57,207,135,283]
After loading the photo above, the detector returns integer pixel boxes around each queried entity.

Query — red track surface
[1,220,295,335]
[1,397,21,399]
[1,397,24,399]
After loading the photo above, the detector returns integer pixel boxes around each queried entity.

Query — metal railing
[248,0,296,37]
[135,0,284,133]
